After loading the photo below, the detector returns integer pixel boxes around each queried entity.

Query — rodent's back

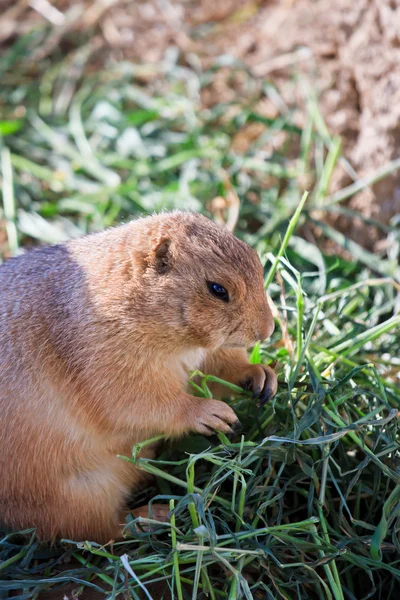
[0,246,82,390]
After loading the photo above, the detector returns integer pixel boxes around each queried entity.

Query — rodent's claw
[226,420,242,441]
[257,365,278,406]
[238,364,277,405]
[231,419,242,433]
[241,378,253,391]
[258,376,274,406]
[224,419,242,438]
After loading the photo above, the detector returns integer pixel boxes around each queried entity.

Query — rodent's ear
[154,239,173,274]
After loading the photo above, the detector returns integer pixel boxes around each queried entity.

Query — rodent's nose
[257,319,275,342]
[256,296,275,341]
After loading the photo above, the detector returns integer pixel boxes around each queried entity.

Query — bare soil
[187,0,400,250]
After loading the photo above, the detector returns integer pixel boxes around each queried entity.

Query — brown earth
[197,0,400,250]
[2,0,400,250]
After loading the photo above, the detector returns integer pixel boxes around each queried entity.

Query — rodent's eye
[207,281,229,302]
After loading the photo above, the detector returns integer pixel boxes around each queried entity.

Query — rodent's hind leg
[121,504,170,535]
[30,476,128,544]
[131,503,170,521]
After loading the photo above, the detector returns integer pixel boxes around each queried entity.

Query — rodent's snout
[254,298,275,342]
[256,318,275,342]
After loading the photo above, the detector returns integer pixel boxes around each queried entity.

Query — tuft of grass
[1,22,400,600]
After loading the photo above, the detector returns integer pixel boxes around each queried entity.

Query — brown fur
[0,211,276,543]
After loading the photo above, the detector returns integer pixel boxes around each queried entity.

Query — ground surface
[1,2,400,599]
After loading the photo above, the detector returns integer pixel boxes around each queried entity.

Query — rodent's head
[137,212,274,351]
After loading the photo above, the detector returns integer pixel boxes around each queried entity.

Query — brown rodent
[0,211,277,543]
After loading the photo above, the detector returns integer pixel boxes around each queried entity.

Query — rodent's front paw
[192,399,241,436]
[237,364,277,405]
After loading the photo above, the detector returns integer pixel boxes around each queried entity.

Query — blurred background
[1,0,400,263]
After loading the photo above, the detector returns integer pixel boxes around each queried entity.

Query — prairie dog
[0,211,277,542]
